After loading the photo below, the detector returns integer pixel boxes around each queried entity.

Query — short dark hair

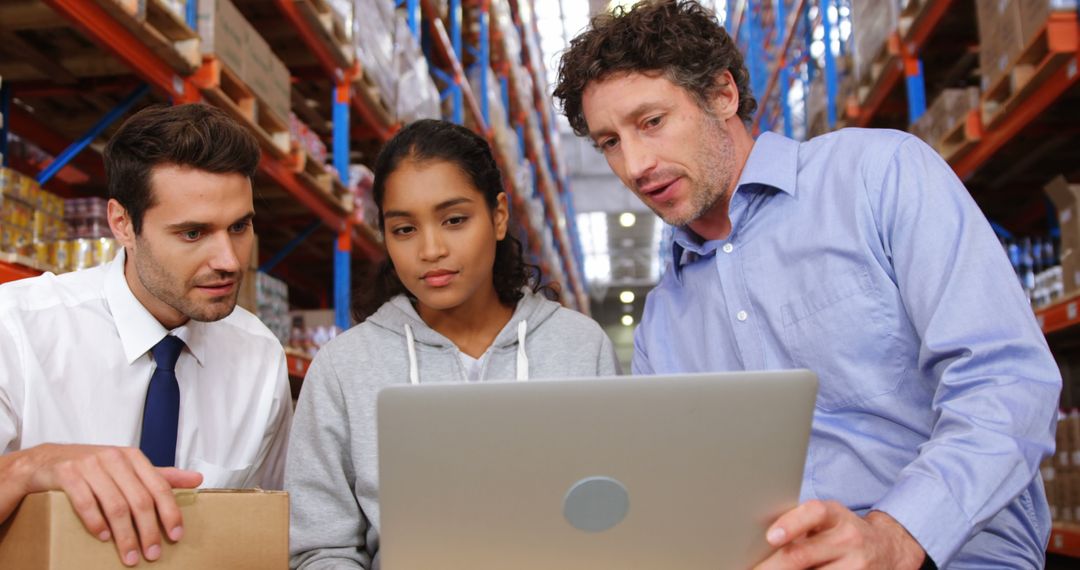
[354,119,551,322]
[103,103,261,234]
[553,0,757,136]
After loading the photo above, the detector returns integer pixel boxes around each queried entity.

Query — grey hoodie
[286,289,620,569]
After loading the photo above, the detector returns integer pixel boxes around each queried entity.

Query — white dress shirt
[0,248,292,489]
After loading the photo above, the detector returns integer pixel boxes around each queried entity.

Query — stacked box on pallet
[849,0,899,89]
[1018,0,1079,48]
[975,0,1025,92]
[391,14,441,123]
[909,87,980,151]
[353,0,396,103]
[256,271,291,346]
[197,0,290,126]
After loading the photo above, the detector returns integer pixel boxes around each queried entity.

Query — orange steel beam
[41,0,194,101]
[274,0,346,80]
[0,260,41,284]
[259,153,347,232]
[951,17,1079,180]
[902,0,955,49]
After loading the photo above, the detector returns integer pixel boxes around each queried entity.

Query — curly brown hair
[553,0,757,136]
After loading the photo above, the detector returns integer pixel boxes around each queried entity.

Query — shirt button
[722,243,734,253]
[736,310,748,321]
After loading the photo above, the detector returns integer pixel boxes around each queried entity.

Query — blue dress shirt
[634,129,1061,568]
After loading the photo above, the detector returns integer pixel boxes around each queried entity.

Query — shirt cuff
[873,470,972,567]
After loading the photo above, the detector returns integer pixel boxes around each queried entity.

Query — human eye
[180,229,201,241]
[391,225,416,236]
[229,221,251,233]
[597,137,619,152]
[445,215,469,227]
[643,115,663,129]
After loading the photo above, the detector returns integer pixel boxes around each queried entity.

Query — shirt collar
[738,131,799,197]
[103,248,205,366]
[668,131,800,277]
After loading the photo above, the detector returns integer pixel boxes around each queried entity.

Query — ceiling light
[619,290,635,304]
[621,314,635,326]
[619,212,636,227]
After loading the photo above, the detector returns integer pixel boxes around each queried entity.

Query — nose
[207,232,242,274]
[622,136,657,185]
[418,228,448,262]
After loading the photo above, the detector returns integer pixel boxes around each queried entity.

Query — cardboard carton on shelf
[0,489,287,569]
[1045,176,1080,298]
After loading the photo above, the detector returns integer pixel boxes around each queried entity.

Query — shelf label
[1069,303,1078,320]
[1055,533,1064,549]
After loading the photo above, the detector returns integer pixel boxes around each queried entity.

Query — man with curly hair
[554,1,1059,568]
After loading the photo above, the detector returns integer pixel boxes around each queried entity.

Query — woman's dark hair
[353,119,550,322]
[553,0,757,136]
[104,103,260,234]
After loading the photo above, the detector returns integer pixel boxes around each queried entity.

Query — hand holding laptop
[753,501,926,570]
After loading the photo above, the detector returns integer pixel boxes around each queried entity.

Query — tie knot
[151,335,185,372]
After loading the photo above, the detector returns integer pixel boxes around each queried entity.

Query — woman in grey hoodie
[286,120,620,569]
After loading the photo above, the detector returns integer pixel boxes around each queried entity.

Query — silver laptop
[377,370,817,569]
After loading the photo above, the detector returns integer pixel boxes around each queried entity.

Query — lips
[640,178,680,204]
[196,281,236,296]
[421,269,458,288]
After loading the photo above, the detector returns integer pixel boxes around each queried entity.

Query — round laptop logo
[563,476,630,532]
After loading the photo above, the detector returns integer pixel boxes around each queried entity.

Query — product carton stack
[1044,176,1080,299]
[197,0,291,154]
[849,0,900,103]
[1048,410,1080,523]
[908,87,981,159]
[975,0,1026,93]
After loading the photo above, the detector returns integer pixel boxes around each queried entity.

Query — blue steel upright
[333,84,351,331]
[821,0,838,129]
[37,83,150,185]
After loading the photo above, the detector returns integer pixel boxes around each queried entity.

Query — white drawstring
[404,320,528,383]
[516,320,529,381]
[404,324,419,385]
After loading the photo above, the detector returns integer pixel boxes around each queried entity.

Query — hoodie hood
[365,287,562,383]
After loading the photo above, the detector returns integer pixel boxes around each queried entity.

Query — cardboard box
[244,31,291,125]
[1018,0,1080,46]
[976,0,1025,91]
[198,0,290,125]
[1045,176,1080,297]
[197,0,248,83]
[0,489,287,569]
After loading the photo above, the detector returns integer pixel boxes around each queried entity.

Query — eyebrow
[164,212,255,232]
[384,197,475,219]
[588,101,666,140]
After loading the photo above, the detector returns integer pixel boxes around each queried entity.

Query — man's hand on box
[13,443,202,567]
[751,500,927,570]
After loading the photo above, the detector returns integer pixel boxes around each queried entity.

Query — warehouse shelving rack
[0,0,591,327]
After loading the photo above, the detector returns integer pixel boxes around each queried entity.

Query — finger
[159,466,204,489]
[104,451,166,561]
[80,453,142,567]
[130,456,192,542]
[53,462,112,542]
[756,533,849,570]
[766,500,842,548]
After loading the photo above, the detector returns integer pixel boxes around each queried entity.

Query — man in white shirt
[0,104,293,567]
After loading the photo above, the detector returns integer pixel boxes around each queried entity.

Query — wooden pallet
[293,0,355,68]
[91,0,200,74]
[856,33,902,107]
[353,68,394,128]
[937,109,982,162]
[291,148,354,212]
[981,12,1079,130]
[193,57,291,159]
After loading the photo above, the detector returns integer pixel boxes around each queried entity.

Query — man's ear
[710,69,741,120]
[107,199,136,249]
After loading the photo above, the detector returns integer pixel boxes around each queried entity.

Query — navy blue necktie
[140,335,185,467]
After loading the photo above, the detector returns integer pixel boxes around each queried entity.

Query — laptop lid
[377,370,817,569]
